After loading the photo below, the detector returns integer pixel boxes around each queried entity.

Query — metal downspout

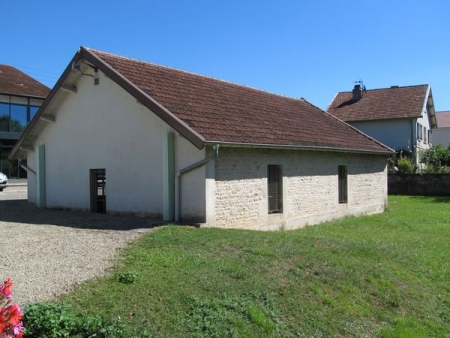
[175,145,220,222]
[20,164,36,176]
[18,158,36,176]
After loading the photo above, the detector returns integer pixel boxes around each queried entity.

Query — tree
[420,145,450,173]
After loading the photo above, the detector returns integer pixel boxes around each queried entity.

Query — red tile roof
[0,64,50,98]
[436,111,450,128]
[9,47,393,160]
[327,85,429,122]
[86,48,390,154]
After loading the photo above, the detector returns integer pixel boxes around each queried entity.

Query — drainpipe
[175,145,220,222]
[19,159,36,176]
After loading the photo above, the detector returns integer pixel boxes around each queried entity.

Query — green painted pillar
[36,144,46,208]
[163,132,175,221]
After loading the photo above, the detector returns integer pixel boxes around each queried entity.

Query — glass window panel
[0,103,9,132]
[10,104,27,132]
[0,103,8,117]
[30,106,39,121]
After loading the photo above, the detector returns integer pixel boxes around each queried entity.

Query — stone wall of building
[211,147,388,230]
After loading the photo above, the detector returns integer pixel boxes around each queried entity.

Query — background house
[327,84,437,165]
[10,47,392,230]
[432,111,450,148]
[0,64,50,177]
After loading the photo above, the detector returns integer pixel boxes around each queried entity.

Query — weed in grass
[116,271,138,284]
[378,316,429,338]
[186,292,282,337]
[287,267,303,279]
[246,247,277,257]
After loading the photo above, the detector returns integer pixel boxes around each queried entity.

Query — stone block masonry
[211,147,388,230]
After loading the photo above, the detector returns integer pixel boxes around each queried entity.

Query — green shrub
[77,314,126,338]
[23,301,127,337]
[23,302,79,337]
[396,155,416,173]
[422,164,436,173]
[420,145,450,170]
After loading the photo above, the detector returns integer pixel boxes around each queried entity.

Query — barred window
[268,165,283,214]
[338,165,348,204]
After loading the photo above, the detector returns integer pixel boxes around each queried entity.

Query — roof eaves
[345,115,423,123]
[321,109,394,153]
[0,92,47,100]
[81,47,206,149]
[205,141,393,155]
[9,51,84,160]
[423,85,437,129]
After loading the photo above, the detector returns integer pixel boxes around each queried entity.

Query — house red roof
[436,111,450,128]
[9,47,393,160]
[0,64,50,98]
[327,85,429,122]
[86,48,390,153]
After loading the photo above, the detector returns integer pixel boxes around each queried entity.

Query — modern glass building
[0,64,50,177]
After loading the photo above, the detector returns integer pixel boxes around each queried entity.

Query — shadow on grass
[407,195,450,203]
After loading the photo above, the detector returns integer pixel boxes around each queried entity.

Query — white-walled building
[433,111,450,148]
[328,84,437,165]
[10,47,392,230]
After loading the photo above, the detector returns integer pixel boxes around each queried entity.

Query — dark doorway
[90,169,106,213]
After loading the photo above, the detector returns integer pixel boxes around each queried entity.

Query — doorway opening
[90,169,106,213]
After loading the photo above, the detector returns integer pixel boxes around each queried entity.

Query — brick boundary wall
[388,173,450,196]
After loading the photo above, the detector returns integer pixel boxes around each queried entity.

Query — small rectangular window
[90,169,106,213]
[338,165,348,204]
[423,126,427,143]
[268,165,283,214]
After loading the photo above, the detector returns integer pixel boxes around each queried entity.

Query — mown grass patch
[25,196,450,337]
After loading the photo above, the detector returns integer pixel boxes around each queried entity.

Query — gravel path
[0,183,156,305]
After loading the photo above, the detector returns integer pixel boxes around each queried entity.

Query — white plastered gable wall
[415,104,433,164]
[25,69,207,220]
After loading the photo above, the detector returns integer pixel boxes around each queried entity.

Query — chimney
[352,84,362,101]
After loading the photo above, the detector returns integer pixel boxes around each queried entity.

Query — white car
[0,172,8,191]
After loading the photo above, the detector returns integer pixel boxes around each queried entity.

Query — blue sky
[2,1,449,111]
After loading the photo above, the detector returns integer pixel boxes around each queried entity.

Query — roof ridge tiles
[337,83,429,94]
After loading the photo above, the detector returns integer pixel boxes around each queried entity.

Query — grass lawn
[59,196,450,337]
